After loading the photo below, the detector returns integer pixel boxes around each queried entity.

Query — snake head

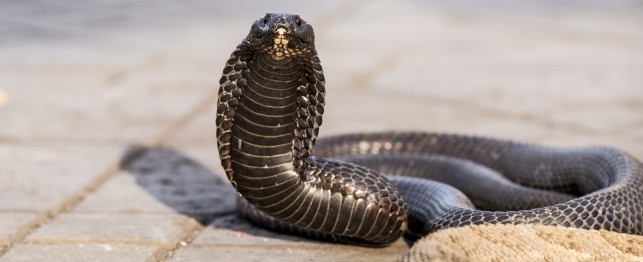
[246,13,315,60]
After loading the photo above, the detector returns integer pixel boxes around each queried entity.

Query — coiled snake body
[216,13,643,246]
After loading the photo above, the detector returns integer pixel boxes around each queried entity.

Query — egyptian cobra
[215,13,643,246]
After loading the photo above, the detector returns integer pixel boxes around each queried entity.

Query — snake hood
[246,13,315,60]
[217,13,409,245]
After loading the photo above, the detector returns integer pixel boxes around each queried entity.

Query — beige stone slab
[171,215,408,262]
[545,100,643,135]
[73,172,178,214]
[193,215,320,247]
[0,144,120,212]
[0,243,156,262]
[371,65,643,126]
[313,0,643,151]
[0,66,209,144]
[170,245,405,262]
[0,213,38,253]
[25,213,200,248]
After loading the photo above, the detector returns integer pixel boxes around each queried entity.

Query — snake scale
[215,13,643,246]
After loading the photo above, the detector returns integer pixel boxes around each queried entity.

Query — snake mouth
[274,26,289,35]
[271,27,290,58]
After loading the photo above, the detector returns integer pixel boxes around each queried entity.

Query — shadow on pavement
[119,145,236,224]
[118,145,318,242]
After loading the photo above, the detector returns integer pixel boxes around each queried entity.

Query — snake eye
[262,18,269,25]
[295,19,302,26]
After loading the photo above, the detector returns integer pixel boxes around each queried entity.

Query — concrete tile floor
[0,0,642,261]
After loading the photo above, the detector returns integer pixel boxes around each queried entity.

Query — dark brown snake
[215,13,643,246]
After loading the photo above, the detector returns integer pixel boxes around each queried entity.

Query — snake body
[216,13,643,246]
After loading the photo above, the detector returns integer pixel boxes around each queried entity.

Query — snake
[215,13,643,246]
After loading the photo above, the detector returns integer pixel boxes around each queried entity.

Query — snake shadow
[118,145,325,243]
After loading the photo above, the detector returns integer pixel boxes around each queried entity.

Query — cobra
[215,13,643,246]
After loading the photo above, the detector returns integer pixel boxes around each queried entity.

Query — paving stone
[0,144,120,212]
[0,243,156,262]
[317,0,643,148]
[171,214,408,262]
[25,213,200,248]
[195,214,323,247]
[0,213,38,253]
[73,173,178,215]
[170,245,405,262]
[372,64,643,129]
[0,60,212,144]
